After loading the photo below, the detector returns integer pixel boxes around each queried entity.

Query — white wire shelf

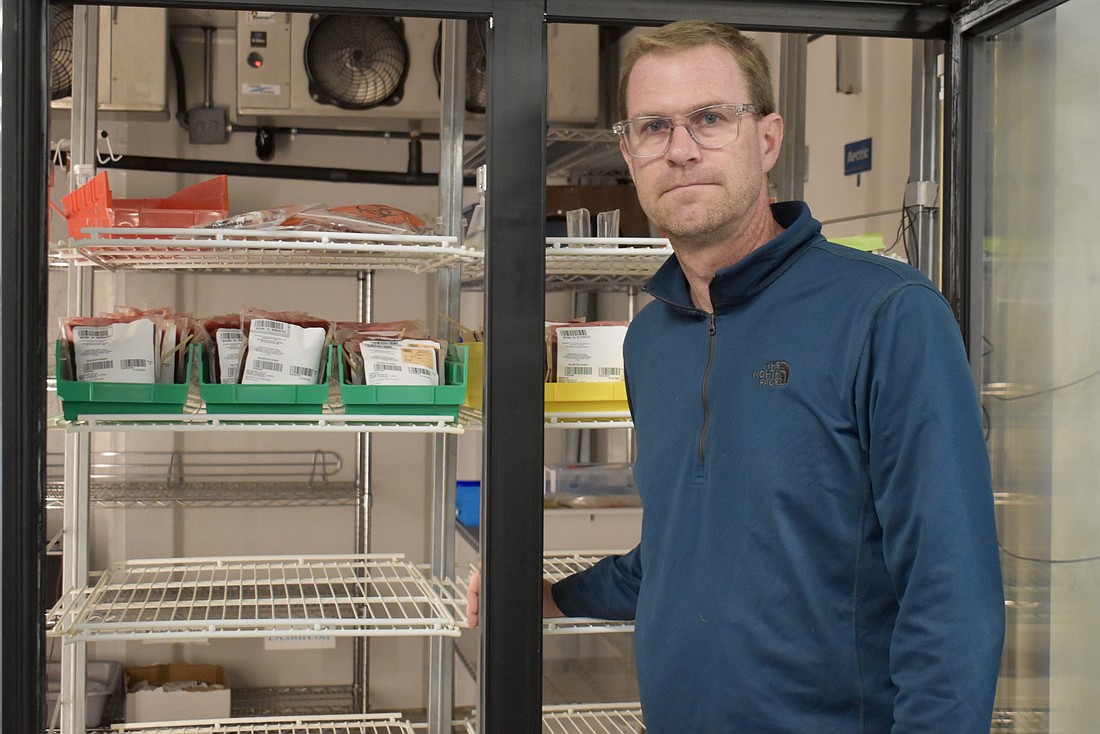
[231,685,357,717]
[44,481,360,509]
[459,703,645,734]
[460,407,633,430]
[542,552,635,635]
[461,237,671,288]
[542,703,646,733]
[57,413,464,434]
[50,228,476,275]
[990,707,1049,733]
[545,412,633,428]
[47,554,467,642]
[46,448,345,484]
[44,686,368,732]
[108,713,419,733]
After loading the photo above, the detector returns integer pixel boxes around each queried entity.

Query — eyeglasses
[612,103,762,158]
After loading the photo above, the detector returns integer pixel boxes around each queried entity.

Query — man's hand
[466,566,564,630]
[466,566,481,629]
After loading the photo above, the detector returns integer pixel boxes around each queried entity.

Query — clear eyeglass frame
[612,103,763,158]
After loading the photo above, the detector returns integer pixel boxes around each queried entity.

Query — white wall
[803,35,916,254]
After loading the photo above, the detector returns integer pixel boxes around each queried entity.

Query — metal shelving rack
[50,235,475,733]
[50,229,479,733]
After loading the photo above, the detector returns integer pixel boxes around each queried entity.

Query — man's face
[622,45,782,247]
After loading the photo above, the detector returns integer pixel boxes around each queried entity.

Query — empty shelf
[459,703,645,733]
[462,238,670,289]
[109,713,418,733]
[48,554,466,641]
[542,703,645,733]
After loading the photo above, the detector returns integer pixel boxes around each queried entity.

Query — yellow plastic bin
[543,381,629,416]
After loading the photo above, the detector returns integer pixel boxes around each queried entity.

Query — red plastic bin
[61,172,229,239]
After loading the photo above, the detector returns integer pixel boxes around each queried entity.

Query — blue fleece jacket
[552,202,1005,733]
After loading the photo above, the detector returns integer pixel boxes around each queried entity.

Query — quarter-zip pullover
[552,202,1005,733]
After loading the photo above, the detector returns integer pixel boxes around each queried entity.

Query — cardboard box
[125,663,230,723]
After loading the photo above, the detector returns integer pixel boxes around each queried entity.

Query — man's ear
[759,113,784,174]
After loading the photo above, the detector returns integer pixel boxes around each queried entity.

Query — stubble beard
[648,191,741,249]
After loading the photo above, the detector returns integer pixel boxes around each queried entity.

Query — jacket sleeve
[857,283,1005,734]
[550,545,642,620]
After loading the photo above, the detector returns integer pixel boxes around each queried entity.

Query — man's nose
[666,123,701,160]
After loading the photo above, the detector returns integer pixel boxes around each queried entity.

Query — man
[469,20,1004,733]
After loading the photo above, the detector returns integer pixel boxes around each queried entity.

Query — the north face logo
[752,360,790,386]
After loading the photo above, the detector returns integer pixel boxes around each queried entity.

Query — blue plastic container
[456,480,481,527]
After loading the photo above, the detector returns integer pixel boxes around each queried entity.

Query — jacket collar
[644,201,824,313]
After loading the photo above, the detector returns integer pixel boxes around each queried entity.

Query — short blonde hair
[618,20,776,120]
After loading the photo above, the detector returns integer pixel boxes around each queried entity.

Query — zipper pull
[708,313,717,336]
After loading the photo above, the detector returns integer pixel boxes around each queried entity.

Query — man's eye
[696,112,725,126]
[639,119,671,135]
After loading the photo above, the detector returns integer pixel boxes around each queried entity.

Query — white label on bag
[360,339,440,386]
[72,319,157,383]
[556,325,627,383]
[241,319,327,385]
[215,328,246,384]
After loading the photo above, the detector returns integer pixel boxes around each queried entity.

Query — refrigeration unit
[235,11,599,131]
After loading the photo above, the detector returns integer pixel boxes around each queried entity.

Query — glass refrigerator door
[975,1,1100,731]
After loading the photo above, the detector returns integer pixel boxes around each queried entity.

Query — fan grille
[465,20,488,113]
[433,20,488,114]
[50,4,75,100]
[305,15,408,110]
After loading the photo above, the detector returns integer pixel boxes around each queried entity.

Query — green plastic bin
[54,340,192,420]
[339,343,468,419]
[198,344,332,414]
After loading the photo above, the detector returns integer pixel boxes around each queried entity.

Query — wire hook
[96,129,123,165]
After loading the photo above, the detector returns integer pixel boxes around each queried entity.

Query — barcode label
[120,358,148,369]
[289,365,315,379]
[84,359,113,371]
[564,365,593,375]
[220,330,245,342]
[252,319,290,333]
[74,327,111,339]
[559,328,589,338]
[599,367,622,377]
[409,366,435,378]
[376,363,403,372]
[254,359,284,372]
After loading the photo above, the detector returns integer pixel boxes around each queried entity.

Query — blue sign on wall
[844,138,873,176]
